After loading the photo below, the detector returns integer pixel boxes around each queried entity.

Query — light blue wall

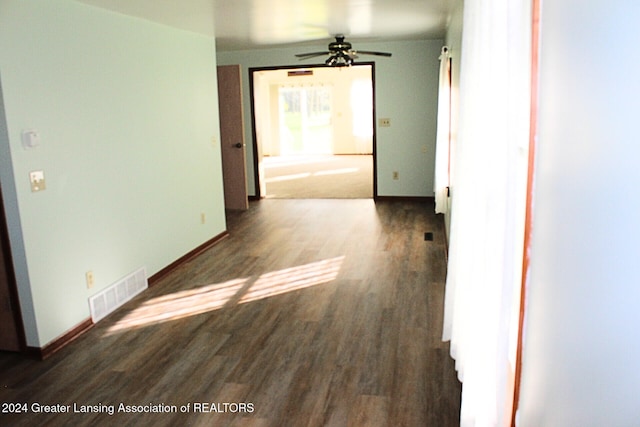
[0,0,226,347]
[217,39,442,197]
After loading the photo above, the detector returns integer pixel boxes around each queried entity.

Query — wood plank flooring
[0,199,461,426]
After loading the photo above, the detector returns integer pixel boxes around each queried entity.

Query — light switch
[29,170,46,192]
[22,130,41,149]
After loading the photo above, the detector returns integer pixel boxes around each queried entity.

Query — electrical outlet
[29,170,46,192]
[393,171,399,180]
[379,118,391,127]
[86,271,95,289]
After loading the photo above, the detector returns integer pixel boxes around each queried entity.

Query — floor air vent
[89,267,148,323]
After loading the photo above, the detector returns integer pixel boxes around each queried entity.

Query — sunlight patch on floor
[265,169,359,183]
[266,172,312,183]
[314,167,359,176]
[105,278,247,335]
[263,155,340,168]
[239,256,344,304]
[104,256,344,335]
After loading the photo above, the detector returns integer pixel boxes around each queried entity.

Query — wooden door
[0,190,23,352]
[217,65,249,210]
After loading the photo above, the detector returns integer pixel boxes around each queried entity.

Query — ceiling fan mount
[328,35,352,52]
[295,34,392,67]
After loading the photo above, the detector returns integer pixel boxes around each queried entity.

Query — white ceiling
[76,0,454,51]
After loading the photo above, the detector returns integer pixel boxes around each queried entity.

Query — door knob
[234,142,243,148]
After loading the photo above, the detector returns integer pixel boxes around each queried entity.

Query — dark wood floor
[0,199,461,427]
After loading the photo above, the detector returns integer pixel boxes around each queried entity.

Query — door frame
[0,185,27,353]
[510,0,541,423]
[248,62,378,199]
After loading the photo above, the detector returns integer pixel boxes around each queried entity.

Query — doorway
[0,188,25,352]
[249,64,377,199]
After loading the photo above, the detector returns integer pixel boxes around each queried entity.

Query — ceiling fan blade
[355,50,392,57]
[294,36,392,66]
[295,51,330,59]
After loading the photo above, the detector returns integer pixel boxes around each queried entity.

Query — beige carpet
[264,155,373,199]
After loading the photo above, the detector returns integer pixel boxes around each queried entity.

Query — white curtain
[442,0,532,425]
[434,47,452,214]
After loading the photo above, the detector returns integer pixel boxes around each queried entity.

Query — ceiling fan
[295,35,392,67]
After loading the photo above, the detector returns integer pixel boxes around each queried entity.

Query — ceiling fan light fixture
[325,53,353,67]
[297,35,391,67]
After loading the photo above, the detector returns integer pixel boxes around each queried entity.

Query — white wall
[217,39,442,197]
[518,1,640,425]
[0,0,226,347]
